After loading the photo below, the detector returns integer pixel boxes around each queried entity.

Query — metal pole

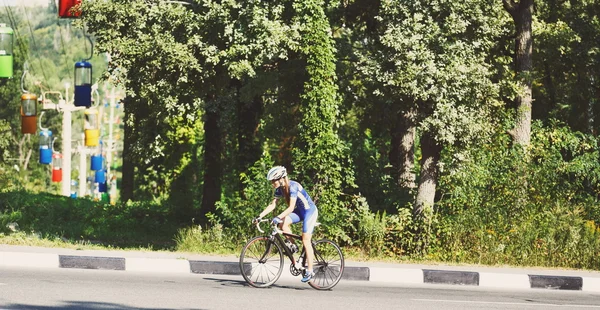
[79,134,87,197]
[107,86,115,173]
[61,100,71,197]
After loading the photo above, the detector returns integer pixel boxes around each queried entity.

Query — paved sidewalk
[1,244,600,292]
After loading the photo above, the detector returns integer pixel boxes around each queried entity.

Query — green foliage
[347,0,508,225]
[356,210,387,255]
[291,0,355,242]
[213,151,275,239]
[174,221,238,254]
[344,195,414,257]
[346,127,414,213]
[533,0,600,133]
[370,0,507,166]
[434,120,600,269]
[0,191,180,247]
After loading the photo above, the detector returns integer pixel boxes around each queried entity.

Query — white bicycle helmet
[267,166,287,181]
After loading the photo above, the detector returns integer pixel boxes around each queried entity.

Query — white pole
[107,86,115,174]
[79,134,87,197]
[61,100,71,197]
[65,83,70,105]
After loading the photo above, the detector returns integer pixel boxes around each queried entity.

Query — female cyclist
[254,166,318,283]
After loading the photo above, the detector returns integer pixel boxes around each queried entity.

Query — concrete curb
[1,251,599,292]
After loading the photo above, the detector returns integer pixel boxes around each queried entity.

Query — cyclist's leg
[301,209,318,281]
[283,213,301,242]
[302,232,314,270]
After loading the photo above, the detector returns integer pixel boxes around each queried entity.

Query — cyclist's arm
[259,198,278,218]
[276,196,297,220]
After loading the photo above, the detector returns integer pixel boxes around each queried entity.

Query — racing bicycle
[239,219,344,290]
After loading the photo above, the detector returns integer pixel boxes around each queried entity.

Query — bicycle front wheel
[239,236,284,288]
[309,239,344,290]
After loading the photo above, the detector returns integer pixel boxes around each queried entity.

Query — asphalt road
[1,266,599,310]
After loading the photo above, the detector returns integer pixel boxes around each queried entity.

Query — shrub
[436,120,600,269]
[0,191,180,248]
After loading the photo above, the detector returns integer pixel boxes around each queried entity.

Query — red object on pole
[59,0,82,18]
[52,153,63,183]
[52,168,63,183]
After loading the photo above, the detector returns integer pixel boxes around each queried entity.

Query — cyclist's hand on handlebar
[271,216,282,225]
[252,217,262,224]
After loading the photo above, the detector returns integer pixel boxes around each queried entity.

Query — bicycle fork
[258,238,276,264]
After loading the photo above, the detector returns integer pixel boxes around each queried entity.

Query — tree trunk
[413,131,441,218]
[120,97,135,202]
[201,107,222,222]
[238,96,263,172]
[389,107,416,189]
[412,130,442,254]
[539,61,556,120]
[572,68,593,134]
[504,0,534,147]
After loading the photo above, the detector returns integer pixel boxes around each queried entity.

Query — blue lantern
[95,169,106,183]
[91,154,103,171]
[39,130,52,164]
[99,182,107,193]
[74,61,92,107]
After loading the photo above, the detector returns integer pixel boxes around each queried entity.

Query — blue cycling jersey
[274,180,318,233]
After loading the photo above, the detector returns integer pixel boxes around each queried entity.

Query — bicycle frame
[260,223,305,267]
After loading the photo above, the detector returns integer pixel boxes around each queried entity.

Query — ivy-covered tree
[290,0,355,237]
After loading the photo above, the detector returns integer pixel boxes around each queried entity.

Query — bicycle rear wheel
[308,239,344,290]
[239,236,284,288]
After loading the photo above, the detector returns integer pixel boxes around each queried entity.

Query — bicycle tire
[308,239,344,290]
[239,236,284,288]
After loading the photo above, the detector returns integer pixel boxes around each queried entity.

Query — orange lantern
[20,93,37,134]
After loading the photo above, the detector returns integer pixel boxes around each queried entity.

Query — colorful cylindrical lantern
[39,130,52,164]
[90,154,103,171]
[84,109,99,146]
[98,177,107,193]
[95,169,106,184]
[0,24,13,78]
[20,94,37,134]
[52,153,62,183]
[74,61,92,107]
[59,0,82,18]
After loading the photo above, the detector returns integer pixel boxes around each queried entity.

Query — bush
[0,191,180,248]
[435,120,600,269]
[174,221,238,254]
[214,154,275,241]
